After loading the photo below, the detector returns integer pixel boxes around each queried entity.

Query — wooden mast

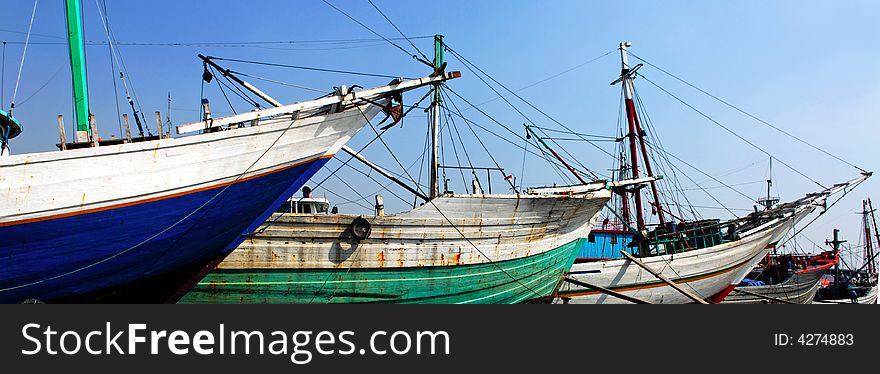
[826,228,846,286]
[618,41,665,233]
[863,200,876,277]
[619,42,645,233]
[64,0,91,142]
[429,35,444,200]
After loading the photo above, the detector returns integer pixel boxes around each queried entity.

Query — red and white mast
[618,41,666,235]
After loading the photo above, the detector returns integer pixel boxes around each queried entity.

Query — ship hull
[723,265,830,304]
[181,189,611,304]
[1,104,380,303]
[182,238,581,304]
[556,208,811,304]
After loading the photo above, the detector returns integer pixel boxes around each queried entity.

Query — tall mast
[64,0,90,140]
[864,200,877,276]
[826,229,846,286]
[758,157,779,210]
[618,41,666,231]
[429,35,444,200]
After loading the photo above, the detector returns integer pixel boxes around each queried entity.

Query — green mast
[65,0,90,135]
[429,35,444,199]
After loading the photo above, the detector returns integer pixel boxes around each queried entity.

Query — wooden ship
[722,250,838,304]
[181,37,623,304]
[814,200,879,304]
[0,1,456,303]
[555,42,870,304]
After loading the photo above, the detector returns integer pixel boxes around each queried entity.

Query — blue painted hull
[0,157,328,303]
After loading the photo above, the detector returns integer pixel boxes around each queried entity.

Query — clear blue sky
[2,0,878,263]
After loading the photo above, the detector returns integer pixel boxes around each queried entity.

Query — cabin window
[588,233,596,243]
[317,205,328,213]
[610,234,617,245]
[276,203,292,214]
[301,204,313,214]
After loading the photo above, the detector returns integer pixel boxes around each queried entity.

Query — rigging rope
[321,0,433,68]
[445,46,613,175]
[228,70,325,93]
[442,86,593,182]
[103,0,123,137]
[775,177,867,250]
[14,62,64,106]
[446,47,602,179]
[9,0,38,115]
[1,41,6,108]
[638,73,827,190]
[212,66,239,114]
[94,0,151,135]
[472,49,616,107]
[628,51,867,174]
[209,57,403,79]
[367,0,432,65]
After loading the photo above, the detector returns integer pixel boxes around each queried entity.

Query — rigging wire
[445,47,603,180]
[1,41,6,108]
[442,88,518,192]
[9,0,38,116]
[101,0,124,137]
[643,139,741,218]
[445,46,612,176]
[628,51,867,174]
[352,104,547,300]
[210,56,405,79]
[212,67,239,114]
[471,49,616,107]
[0,36,436,47]
[637,73,827,190]
[14,62,64,106]
[633,85,699,220]
[228,70,325,93]
[212,66,263,109]
[320,0,433,68]
[93,0,151,135]
[439,105,471,192]
[442,86,590,182]
[775,178,868,250]
[366,0,432,65]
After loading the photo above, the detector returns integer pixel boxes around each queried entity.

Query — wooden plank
[619,250,711,304]
[562,276,651,304]
[176,71,461,134]
[155,111,164,139]
[88,114,99,148]
[123,114,132,142]
[57,115,67,151]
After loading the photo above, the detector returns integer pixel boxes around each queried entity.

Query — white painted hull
[557,207,814,304]
[0,102,382,302]
[1,105,380,223]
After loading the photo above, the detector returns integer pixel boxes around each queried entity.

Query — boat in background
[0,0,458,303]
[722,249,838,304]
[555,41,870,304]
[814,200,879,304]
